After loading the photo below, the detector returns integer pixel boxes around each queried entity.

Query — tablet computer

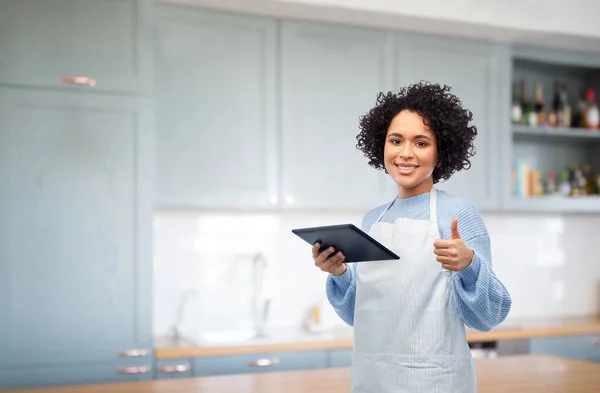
[291,223,400,263]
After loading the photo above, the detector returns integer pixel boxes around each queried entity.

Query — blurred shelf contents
[511,79,599,131]
[512,161,600,198]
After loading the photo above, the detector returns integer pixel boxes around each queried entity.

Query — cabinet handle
[116,366,151,374]
[592,337,600,345]
[157,364,191,373]
[117,349,151,357]
[59,76,96,87]
[248,357,280,367]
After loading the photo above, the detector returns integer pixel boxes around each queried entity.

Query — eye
[415,141,428,147]
[390,139,401,145]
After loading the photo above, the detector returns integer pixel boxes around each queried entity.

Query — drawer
[327,349,353,367]
[193,350,328,377]
[530,334,600,362]
[154,358,193,379]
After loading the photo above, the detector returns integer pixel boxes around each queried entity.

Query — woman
[312,82,511,393]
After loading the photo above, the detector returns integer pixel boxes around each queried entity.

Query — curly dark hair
[355,81,477,184]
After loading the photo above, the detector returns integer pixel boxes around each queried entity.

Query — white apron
[352,188,476,393]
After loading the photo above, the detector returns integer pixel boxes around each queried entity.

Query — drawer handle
[59,76,96,87]
[157,364,191,373]
[117,349,151,357]
[248,358,280,367]
[116,366,151,374]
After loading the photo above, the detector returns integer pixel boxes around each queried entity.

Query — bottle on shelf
[520,80,536,127]
[584,89,599,130]
[552,79,571,128]
[534,82,546,126]
[544,169,557,194]
[511,82,523,124]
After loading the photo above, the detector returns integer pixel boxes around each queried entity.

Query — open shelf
[507,53,600,212]
[513,125,600,141]
[502,194,600,213]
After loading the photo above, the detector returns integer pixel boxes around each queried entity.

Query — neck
[397,180,434,199]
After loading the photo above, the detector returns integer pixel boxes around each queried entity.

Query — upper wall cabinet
[153,6,278,209]
[280,20,397,210]
[395,33,502,211]
[0,0,151,94]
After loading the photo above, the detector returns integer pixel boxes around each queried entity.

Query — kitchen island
[5,355,600,393]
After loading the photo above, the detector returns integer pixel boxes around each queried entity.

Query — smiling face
[384,110,439,199]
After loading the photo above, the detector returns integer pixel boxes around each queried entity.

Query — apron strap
[375,198,395,224]
[429,187,438,226]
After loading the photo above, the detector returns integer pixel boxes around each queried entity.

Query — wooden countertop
[154,315,600,359]
[7,355,600,393]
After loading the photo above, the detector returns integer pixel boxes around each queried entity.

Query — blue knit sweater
[326,190,511,332]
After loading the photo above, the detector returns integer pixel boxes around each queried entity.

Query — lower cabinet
[193,350,329,377]
[327,349,353,368]
[529,335,600,363]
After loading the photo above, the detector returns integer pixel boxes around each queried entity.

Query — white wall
[166,0,600,52]
[153,210,600,339]
[272,0,600,38]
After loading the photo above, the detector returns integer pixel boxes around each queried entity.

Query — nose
[398,143,414,159]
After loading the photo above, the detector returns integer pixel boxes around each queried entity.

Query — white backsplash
[153,210,600,338]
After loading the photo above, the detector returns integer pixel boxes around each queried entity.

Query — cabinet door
[0,0,151,94]
[193,350,328,377]
[280,21,396,210]
[530,335,600,363]
[395,34,501,211]
[0,89,153,389]
[153,6,278,209]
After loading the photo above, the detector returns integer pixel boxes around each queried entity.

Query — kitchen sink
[190,327,351,346]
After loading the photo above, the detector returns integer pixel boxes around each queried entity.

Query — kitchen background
[2,0,600,390]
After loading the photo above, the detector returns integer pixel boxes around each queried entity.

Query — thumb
[451,217,461,240]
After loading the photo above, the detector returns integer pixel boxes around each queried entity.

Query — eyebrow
[388,132,432,141]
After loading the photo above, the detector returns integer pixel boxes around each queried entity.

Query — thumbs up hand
[433,217,475,271]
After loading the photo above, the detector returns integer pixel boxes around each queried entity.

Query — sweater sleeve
[325,263,357,326]
[451,204,512,332]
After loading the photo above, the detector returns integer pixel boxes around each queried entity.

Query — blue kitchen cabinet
[0,0,152,95]
[327,349,353,368]
[395,33,504,212]
[0,88,154,389]
[529,335,600,363]
[154,359,194,379]
[278,20,397,210]
[193,350,328,377]
[153,5,279,209]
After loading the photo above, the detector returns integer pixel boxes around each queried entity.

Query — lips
[395,163,418,175]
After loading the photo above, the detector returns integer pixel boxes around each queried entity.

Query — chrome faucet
[250,252,270,338]
[171,289,197,344]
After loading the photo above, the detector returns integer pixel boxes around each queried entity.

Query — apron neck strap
[429,187,438,226]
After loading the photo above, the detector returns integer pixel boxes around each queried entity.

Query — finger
[441,263,455,271]
[433,239,453,249]
[436,255,453,263]
[434,248,455,257]
[329,251,345,265]
[451,217,461,240]
[322,251,344,270]
[316,247,336,265]
[312,242,321,259]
